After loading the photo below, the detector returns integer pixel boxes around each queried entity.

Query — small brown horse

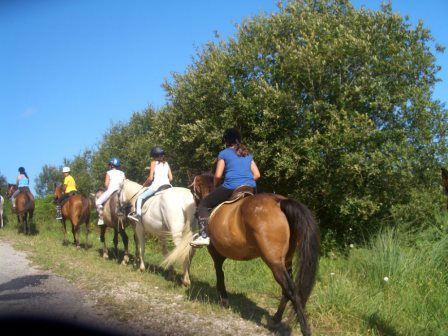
[54,185,90,248]
[7,184,35,234]
[164,174,320,336]
[94,189,131,264]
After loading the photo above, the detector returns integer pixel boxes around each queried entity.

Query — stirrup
[127,212,141,222]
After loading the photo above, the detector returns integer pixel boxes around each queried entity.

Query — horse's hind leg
[208,244,228,306]
[134,223,146,272]
[272,262,293,324]
[100,226,108,259]
[119,228,129,265]
[270,263,311,336]
[113,229,119,260]
[61,220,68,245]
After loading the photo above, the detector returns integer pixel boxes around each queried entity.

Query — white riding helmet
[62,167,71,173]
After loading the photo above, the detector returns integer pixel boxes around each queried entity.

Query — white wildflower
[383,276,389,282]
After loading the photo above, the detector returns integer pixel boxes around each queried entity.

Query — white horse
[0,195,3,228]
[118,179,196,286]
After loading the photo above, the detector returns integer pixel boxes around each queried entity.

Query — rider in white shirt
[95,157,126,225]
[128,147,173,222]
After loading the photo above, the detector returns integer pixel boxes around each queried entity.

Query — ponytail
[234,139,250,157]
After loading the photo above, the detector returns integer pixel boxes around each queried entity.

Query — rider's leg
[95,188,115,225]
[191,186,233,246]
[10,189,20,208]
[128,187,156,222]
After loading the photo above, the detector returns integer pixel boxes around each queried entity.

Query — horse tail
[280,198,320,307]
[79,195,90,225]
[161,201,196,269]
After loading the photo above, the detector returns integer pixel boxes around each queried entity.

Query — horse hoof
[76,245,81,249]
[220,298,229,308]
[267,317,281,329]
[103,253,109,259]
[182,280,191,287]
[139,266,145,272]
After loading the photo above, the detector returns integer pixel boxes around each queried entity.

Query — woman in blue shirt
[191,128,261,247]
[11,167,33,209]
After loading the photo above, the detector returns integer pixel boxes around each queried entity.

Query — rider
[95,157,126,225]
[190,128,261,247]
[128,146,173,222]
[55,166,77,220]
[10,167,34,209]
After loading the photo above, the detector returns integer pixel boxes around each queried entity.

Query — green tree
[63,149,95,195]
[161,0,448,240]
[91,107,158,187]
[34,165,61,197]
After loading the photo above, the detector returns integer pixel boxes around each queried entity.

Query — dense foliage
[35,0,448,243]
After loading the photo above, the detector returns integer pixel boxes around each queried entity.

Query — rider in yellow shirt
[56,167,78,220]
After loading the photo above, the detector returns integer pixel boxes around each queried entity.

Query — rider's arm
[251,160,261,181]
[214,159,225,187]
[104,173,110,189]
[143,161,156,187]
[168,166,173,182]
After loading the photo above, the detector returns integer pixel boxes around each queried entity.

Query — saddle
[139,184,173,209]
[60,191,77,207]
[210,185,255,219]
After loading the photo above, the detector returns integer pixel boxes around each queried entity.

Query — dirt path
[0,240,147,335]
[0,239,282,335]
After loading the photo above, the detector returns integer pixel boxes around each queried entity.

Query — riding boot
[56,205,63,220]
[191,216,210,247]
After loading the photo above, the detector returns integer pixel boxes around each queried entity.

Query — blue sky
[1,0,447,192]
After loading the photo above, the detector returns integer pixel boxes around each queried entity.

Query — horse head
[190,173,214,202]
[6,184,17,198]
[53,183,63,203]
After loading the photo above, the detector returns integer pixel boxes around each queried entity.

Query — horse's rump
[209,193,290,260]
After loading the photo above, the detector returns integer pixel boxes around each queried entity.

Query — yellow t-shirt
[63,175,77,193]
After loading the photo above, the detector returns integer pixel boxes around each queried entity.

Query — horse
[6,184,35,235]
[54,185,91,248]
[164,174,320,336]
[118,179,196,286]
[0,194,4,228]
[93,189,131,264]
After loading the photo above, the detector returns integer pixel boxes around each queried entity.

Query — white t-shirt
[152,162,170,188]
[107,169,126,191]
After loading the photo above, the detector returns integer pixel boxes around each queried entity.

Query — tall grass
[1,197,447,335]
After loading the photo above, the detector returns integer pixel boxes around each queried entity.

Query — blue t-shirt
[218,147,256,189]
[17,174,29,187]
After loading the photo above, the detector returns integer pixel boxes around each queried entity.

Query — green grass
[1,199,447,335]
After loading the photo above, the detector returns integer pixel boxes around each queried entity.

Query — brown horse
[54,185,90,248]
[6,184,35,235]
[164,174,320,336]
[94,189,131,264]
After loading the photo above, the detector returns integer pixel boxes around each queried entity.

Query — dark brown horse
[164,174,320,336]
[54,185,90,248]
[6,184,35,235]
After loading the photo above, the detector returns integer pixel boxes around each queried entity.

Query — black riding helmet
[150,146,165,158]
[18,167,26,174]
[223,128,241,145]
